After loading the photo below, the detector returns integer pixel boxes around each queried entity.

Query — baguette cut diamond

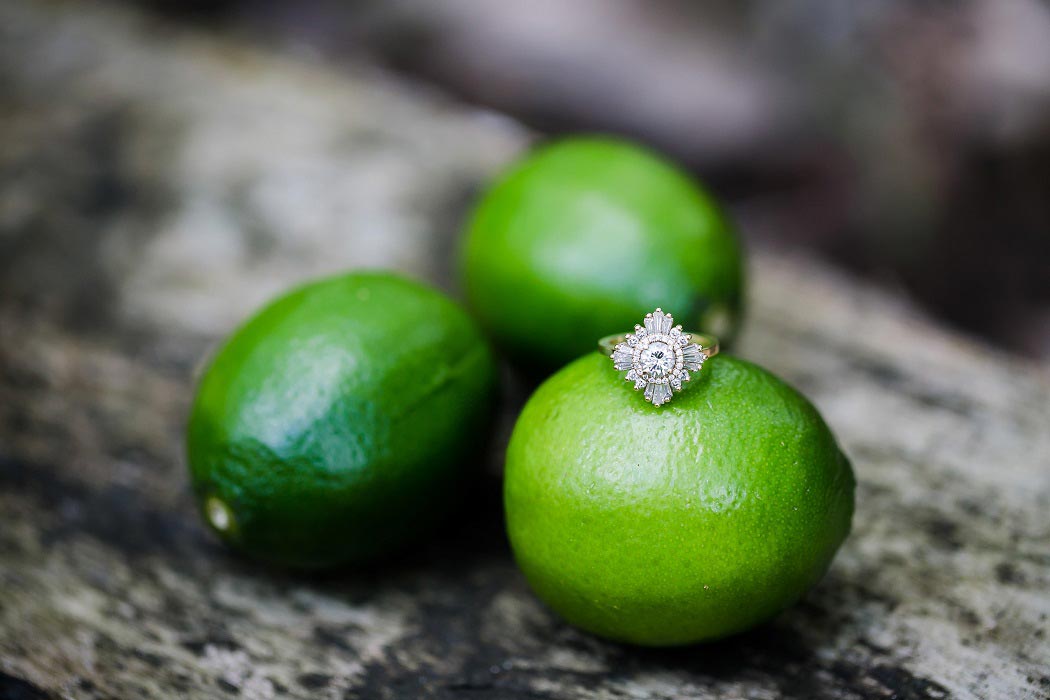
[608,308,710,406]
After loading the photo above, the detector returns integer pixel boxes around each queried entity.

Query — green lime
[461,136,744,370]
[186,272,497,568]
[504,353,854,645]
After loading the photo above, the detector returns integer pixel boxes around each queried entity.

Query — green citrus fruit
[461,136,744,370]
[504,352,854,645]
[186,272,497,568]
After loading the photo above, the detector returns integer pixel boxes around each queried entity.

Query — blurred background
[133,0,1050,360]
[2,4,1048,696]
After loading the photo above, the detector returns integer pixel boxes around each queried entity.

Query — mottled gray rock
[0,1,1048,699]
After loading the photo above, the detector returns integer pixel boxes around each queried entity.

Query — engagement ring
[599,309,719,406]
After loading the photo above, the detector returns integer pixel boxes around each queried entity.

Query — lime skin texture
[460,136,745,371]
[186,272,497,569]
[504,353,855,646]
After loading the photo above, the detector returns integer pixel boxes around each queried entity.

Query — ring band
[598,332,718,357]
[600,308,719,406]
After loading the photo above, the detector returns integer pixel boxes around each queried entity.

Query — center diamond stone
[640,341,675,377]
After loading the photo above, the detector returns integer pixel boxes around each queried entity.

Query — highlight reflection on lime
[504,352,854,645]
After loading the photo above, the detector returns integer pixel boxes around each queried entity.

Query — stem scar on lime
[204,495,236,536]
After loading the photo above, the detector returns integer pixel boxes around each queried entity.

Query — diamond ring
[598,308,719,406]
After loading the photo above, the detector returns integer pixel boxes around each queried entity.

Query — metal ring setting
[599,308,719,406]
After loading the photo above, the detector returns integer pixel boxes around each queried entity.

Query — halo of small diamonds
[610,309,708,406]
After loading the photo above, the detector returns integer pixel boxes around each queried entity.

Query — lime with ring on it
[504,315,855,645]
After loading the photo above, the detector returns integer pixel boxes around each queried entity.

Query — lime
[461,136,744,370]
[504,353,854,645]
[186,272,497,568]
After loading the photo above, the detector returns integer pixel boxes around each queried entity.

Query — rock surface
[0,1,1048,698]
